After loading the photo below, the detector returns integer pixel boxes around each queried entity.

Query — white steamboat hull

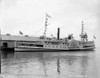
[15,47,95,52]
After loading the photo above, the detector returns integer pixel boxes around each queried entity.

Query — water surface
[1,49,99,78]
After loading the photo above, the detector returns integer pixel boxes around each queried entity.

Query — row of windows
[44,45,67,48]
[16,41,42,44]
[83,45,94,48]
[16,43,43,47]
[44,41,68,45]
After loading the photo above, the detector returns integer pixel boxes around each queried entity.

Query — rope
[32,26,44,36]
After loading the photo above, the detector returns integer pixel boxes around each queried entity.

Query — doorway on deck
[3,42,8,47]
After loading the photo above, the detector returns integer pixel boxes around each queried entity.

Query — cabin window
[29,44,33,46]
[36,45,43,47]
[83,46,91,48]
[3,42,8,47]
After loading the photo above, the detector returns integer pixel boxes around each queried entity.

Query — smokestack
[57,28,60,39]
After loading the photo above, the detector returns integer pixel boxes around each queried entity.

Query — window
[3,42,8,47]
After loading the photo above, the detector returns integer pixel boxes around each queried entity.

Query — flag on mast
[45,13,51,26]
[19,31,23,35]
[44,13,51,37]
[46,13,51,18]
[93,35,96,39]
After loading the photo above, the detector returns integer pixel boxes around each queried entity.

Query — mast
[81,21,84,36]
[44,15,47,37]
[80,21,88,41]
[43,13,51,37]
[81,21,84,41]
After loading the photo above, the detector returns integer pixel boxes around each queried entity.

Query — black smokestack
[57,28,60,39]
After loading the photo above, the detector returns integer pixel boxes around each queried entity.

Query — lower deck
[0,40,95,52]
[14,46,95,52]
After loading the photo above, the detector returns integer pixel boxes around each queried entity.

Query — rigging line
[32,26,44,36]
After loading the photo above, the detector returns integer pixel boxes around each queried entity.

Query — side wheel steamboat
[0,14,95,52]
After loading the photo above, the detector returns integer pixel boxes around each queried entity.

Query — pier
[0,35,39,51]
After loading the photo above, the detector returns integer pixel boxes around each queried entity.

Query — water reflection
[1,51,15,59]
[1,51,96,78]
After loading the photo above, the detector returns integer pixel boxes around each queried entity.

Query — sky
[0,0,100,47]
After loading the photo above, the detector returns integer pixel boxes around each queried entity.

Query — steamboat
[0,14,95,52]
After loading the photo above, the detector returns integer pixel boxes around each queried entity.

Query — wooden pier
[0,34,39,52]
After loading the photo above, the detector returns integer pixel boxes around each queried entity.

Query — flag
[19,31,23,35]
[45,21,48,26]
[45,13,51,26]
[46,13,51,18]
[93,35,96,39]
[51,34,53,37]
[44,13,51,37]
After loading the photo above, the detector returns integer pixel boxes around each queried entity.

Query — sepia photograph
[0,0,100,78]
